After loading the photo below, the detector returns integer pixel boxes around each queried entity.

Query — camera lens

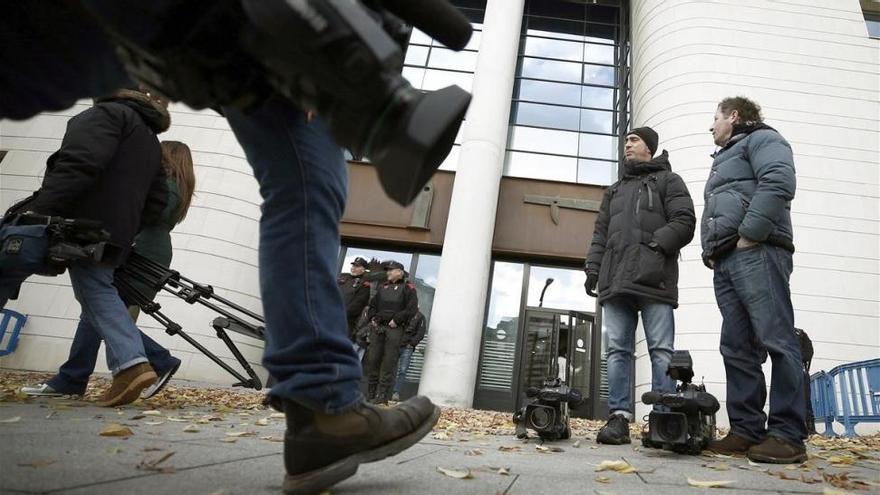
[657,414,686,442]
[528,406,555,431]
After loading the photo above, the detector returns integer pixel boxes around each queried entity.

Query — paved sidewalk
[1,396,878,494]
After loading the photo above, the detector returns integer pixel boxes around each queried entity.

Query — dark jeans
[224,99,363,414]
[363,325,404,401]
[393,346,415,395]
[714,244,806,445]
[46,309,179,395]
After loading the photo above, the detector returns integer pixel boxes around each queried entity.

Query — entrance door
[515,308,598,418]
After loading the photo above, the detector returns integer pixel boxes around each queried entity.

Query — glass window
[577,159,615,186]
[528,0,585,21]
[511,102,580,131]
[404,45,429,66]
[428,47,478,72]
[584,23,616,44]
[584,44,615,65]
[404,254,441,382]
[526,19,585,41]
[421,69,474,92]
[867,19,880,38]
[342,248,412,273]
[523,37,584,61]
[579,133,617,160]
[583,64,615,86]
[478,262,524,391]
[515,79,582,106]
[520,57,582,83]
[579,109,613,134]
[527,265,595,313]
[505,151,577,183]
[581,85,614,109]
[509,126,579,156]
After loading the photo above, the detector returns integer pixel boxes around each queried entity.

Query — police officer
[337,257,372,341]
[363,260,418,404]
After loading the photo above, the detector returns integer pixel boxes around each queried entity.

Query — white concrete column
[418,0,525,407]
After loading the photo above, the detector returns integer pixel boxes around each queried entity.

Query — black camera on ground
[513,377,583,441]
[641,350,720,455]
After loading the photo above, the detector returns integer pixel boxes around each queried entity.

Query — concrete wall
[0,103,268,386]
[630,0,880,429]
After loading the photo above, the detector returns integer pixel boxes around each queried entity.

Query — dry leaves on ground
[436,467,473,479]
[100,424,133,437]
[17,459,56,468]
[0,416,21,423]
[686,478,736,488]
[137,451,176,474]
[595,460,636,474]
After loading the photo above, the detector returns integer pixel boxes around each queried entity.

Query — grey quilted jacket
[701,124,796,266]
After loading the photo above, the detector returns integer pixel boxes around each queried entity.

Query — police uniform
[337,257,371,341]
[363,261,418,403]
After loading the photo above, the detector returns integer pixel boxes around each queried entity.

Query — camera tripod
[114,252,265,390]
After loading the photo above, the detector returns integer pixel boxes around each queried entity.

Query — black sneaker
[596,414,631,445]
[141,358,182,399]
[282,395,440,494]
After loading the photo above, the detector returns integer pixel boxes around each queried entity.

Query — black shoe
[141,358,182,399]
[747,436,808,464]
[596,414,631,445]
[282,396,440,495]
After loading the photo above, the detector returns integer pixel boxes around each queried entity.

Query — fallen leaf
[143,447,164,452]
[687,478,736,488]
[107,447,123,454]
[225,431,255,437]
[823,489,855,495]
[497,467,510,476]
[220,437,237,443]
[254,418,269,426]
[0,416,21,424]
[259,436,284,442]
[702,462,730,471]
[17,459,56,468]
[137,451,176,474]
[498,445,521,452]
[432,432,450,440]
[436,467,472,479]
[595,491,617,495]
[142,410,162,416]
[595,460,636,474]
[183,425,200,433]
[269,412,285,419]
[130,414,146,420]
[100,424,133,437]
[572,440,581,448]
[826,455,855,465]
[166,417,189,423]
[144,421,164,426]
[595,475,611,483]
[464,448,483,456]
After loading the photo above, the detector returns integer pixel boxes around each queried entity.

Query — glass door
[566,311,594,418]
[516,309,560,409]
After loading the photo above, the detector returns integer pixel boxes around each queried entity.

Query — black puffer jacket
[25,92,170,263]
[585,151,696,307]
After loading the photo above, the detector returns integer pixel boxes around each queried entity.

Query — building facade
[1,0,878,429]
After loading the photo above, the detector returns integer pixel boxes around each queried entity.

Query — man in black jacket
[585,127,696,445]
[337,257,372,341]
[363,261,418,404]
[0,87,170,407]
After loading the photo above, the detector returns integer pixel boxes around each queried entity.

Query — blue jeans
[714,244,806,444]
[393,346,415,395]
[603,296,676,417]
[47,315,179,395]
[224,98,363,414]
[0,224,148,374]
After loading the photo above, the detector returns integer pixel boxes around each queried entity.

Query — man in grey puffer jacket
[703,96,807,464]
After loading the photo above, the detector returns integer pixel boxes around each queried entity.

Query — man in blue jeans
[703,96,806,464]
[1,4,441,493]
[585,127,696,445]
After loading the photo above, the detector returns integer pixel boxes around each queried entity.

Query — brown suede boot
[747,436,808,464]
[97,363,157,407]
[707,432,760,456]
[282,395,440,495]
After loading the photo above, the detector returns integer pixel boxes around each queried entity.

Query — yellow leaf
[432,432,450,440]
[823,489,855,495]
[220,437,237,443]
[166,417,189,422]
[498,445,521,452]
[0,416,21,423]
[687,478,736,488]
[436,467,472,479]
[259,436,284,442]
[497,468,510,476]
[142,410,162,416]
[464,448,483,456]
[144,421,164,426]
[595,475,611,483]
[183,425,200,433]
[595,460,635,473]
[225,431,255,437]
[269,412,286,419]
[254,418,269,426]
[100,424,133,437]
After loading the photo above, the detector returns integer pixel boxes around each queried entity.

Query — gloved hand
[584,270,598,297]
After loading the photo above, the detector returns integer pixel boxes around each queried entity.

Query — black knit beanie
[627,127,659,156]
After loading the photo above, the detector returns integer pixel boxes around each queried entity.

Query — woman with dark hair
[22,140,197,402]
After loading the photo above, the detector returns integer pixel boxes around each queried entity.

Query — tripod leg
[213,325,263,390]
[173,328,260,389]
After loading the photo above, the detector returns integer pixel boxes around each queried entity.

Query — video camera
[513,377,583,441]
[641,350,720,455]
[83,0,473,206]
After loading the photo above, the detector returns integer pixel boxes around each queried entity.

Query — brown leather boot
[97,363,157,407]
[747,436,808,464]
[282,395,440,495]
[707,432,760,456]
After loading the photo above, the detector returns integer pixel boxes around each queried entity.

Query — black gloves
[584,269,598,297]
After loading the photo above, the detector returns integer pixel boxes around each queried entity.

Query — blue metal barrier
[811,358,880,437]
[0,309,27,357]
